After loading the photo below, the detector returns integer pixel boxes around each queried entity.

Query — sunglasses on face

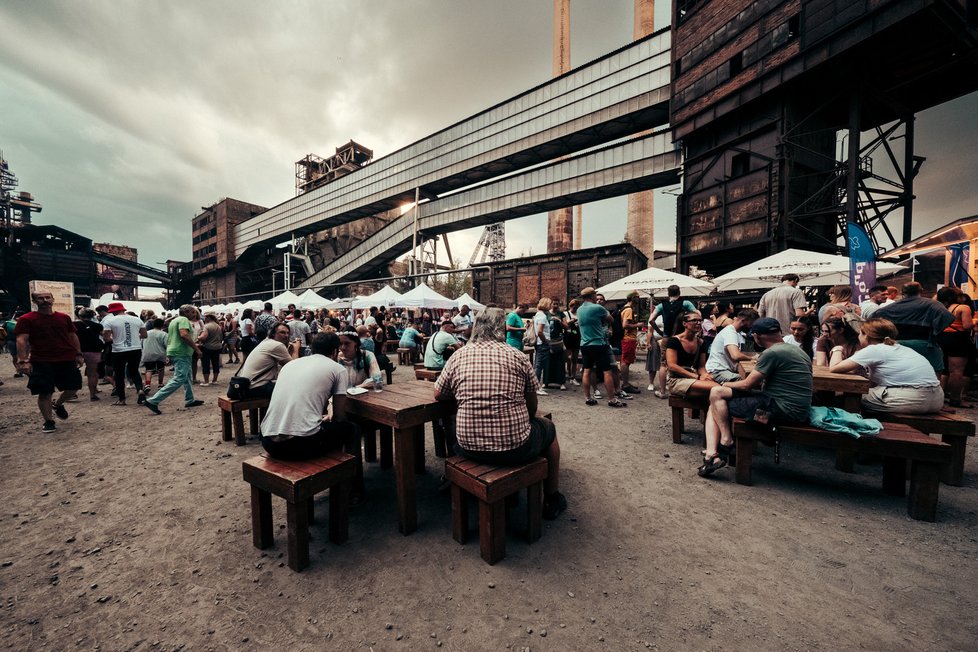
[685,319,702,323]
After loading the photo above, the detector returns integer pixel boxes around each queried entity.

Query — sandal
[697,454,727,477]
[607,399,627,408]
[718,443,736,467]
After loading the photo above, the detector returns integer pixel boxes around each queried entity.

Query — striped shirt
[434,339,539,452]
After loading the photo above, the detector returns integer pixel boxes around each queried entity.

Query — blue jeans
[534,343,550,385]
[147,355,194,406]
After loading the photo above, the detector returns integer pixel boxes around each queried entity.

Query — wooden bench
[732,419,952,521]
[865,411,974,486]
[242,452,355,571]
[384,340,399,354]
[415,368,440,382]
[218,395,270,446]
[667,395,707,444]
[397,347,414,365]
[445,456,548,564]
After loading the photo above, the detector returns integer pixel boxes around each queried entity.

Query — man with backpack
[650,285,696,399]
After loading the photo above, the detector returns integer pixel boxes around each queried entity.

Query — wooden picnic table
[345,380,455,535]
[738,359,870,412]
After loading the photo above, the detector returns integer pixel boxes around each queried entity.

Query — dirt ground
[1,356,976,651]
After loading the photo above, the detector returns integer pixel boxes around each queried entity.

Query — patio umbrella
[596,267,715,299]
[711,248,905,291]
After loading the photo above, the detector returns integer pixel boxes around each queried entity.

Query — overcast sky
[1,1,975,285]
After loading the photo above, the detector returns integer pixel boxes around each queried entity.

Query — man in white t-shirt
[260,332,363,491]
[452,305,474,342]
[858,284,889,319]
[705,309,758,383]
[100,302,147,405]
[757,274,808,335]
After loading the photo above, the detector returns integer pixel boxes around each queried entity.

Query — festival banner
[947,242,970,289]
[847,222,876,304]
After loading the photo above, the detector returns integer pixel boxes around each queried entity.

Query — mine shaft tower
[671,0,978,277]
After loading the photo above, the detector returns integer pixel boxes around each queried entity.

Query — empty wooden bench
[397,347,414,365]
[218,395,270,446]
[732,419,952,521]
[865,411,974,486]
[667,395,707,444]
[445,456,548,564]
[242,452,355,571]
[415,368,440,382]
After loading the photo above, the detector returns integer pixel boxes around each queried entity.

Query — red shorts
[621,339,637,365]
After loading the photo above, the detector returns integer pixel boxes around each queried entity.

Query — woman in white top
[239,308,257,358]
[782,316,817,360]
[338,331,381,388]
[830,317,943,413]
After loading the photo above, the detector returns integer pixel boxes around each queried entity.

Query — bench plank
[866,411,974,486]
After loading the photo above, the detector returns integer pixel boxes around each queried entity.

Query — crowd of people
[3,277,974,508]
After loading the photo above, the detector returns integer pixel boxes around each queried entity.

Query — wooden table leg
[671,406,683,444]
[882,456,907,496]
[379,426,393,469]
[363,427,378,463]
[451,484,468,544]
[414,428,426,474]
[329,479,350,544]
[248,408,260,437]
[734,436,753,485]
[221,410,233,442]
[941,434,965,487]
[394,425,420,535]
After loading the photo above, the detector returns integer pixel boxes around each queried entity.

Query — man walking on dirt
[143,304,204,415]
[15,291,84,433]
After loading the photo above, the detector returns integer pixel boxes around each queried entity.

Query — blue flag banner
[847,222,876,304]
[948,242,970,288]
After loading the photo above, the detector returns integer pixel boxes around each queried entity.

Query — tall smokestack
[547,0,574,253]
[626,0,655,265]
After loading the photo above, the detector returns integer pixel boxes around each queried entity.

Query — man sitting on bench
[434,307,567,520]
[259,332,363,495]
[699,318,813,477]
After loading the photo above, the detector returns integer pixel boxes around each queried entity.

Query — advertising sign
[29,280,76,316]
[847,222,876,304]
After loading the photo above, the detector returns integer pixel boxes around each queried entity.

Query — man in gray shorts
[705,308,758,383]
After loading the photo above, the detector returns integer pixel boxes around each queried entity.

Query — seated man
[424,319,461,370]
[434,307,566,520]
[259,332,363,492]
[236,322,301,398]
[705,308,758,383]
[700,317,813,477]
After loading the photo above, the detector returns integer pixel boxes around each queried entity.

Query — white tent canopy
[392,283,456,310]
[712,248,905,291]
[269,290,302,311]
[90,297,166,317]
[297,289,331,309]
[325,297,354,310]
[352,285,403,310]
[454,292,486,311]
[597,267,715,299]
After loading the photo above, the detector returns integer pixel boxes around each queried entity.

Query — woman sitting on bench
[830,318,944,414]
[665,311,718,399]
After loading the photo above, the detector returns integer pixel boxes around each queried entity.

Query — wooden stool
[242,452,355,571]
[218,395,270,446]
[397,347,413,365]
[445,456,548,564]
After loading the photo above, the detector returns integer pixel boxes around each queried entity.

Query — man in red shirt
[14,291,84,433]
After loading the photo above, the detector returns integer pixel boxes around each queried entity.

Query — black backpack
[659,299,687,337]
[608,307,625,345]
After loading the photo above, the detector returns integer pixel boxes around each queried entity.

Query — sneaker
[199,382,210,387]
[53,403,69,420]
[559,384,567,391]
[136,393,146,405]
[570,379,581,386]
[185,399,204,408]
[42,420,56,433]
[593,390,602,399]
[90,395,100,401]
[535,389,548,396]
[542,492,567,520]
[143,402,162,415]
[616,391,633,400]
[622,384,641,394]
[608,399,628,408]
[585,398,598,406]
[653,389,668,399]
[648,384,655,391]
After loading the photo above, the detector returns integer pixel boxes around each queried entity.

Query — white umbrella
[454,291,486,311]
[392,283,456,310]
[296,289,331,309]
[712,248,905,291]
[597,267,715,299]
[351,285,404,309]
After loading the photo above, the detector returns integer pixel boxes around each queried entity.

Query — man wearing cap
[100,302,147,405]
[15,290,85,432]
[424,319,461,370]
[577,287,623,407]
[699,317,813,477]
[143,304,204,415]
